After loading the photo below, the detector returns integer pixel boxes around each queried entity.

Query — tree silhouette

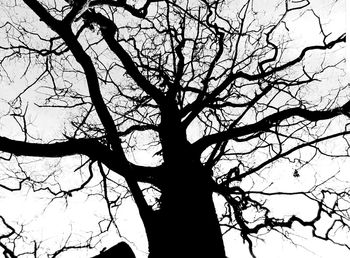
[0,0,348,257]
[93,242,136,258]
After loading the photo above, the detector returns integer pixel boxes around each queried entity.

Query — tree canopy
[0,0,348,257]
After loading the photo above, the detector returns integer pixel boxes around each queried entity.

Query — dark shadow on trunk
[92,242,136,258]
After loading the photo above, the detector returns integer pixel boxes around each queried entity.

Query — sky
[0,1,349,258]
[347,0,350,74]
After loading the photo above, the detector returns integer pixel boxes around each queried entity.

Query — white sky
[0,1,349,258]
[347,0,350,73]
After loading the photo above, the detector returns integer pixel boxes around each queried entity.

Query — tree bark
[138,102,226,257]
[146,163,226,258]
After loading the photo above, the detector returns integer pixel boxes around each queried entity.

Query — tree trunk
[142,105,226,257]
[146,163,226,258]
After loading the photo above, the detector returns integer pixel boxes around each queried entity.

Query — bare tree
[0,0,348,257]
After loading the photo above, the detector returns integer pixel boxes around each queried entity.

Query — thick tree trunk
[146,164,226,258]
[143,105,226,257]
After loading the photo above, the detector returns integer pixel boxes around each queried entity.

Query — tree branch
[182,34,345,126]
[82,11,165,106]
[194,100,350,153]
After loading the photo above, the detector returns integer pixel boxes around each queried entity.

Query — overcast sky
[0,1,349,258]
